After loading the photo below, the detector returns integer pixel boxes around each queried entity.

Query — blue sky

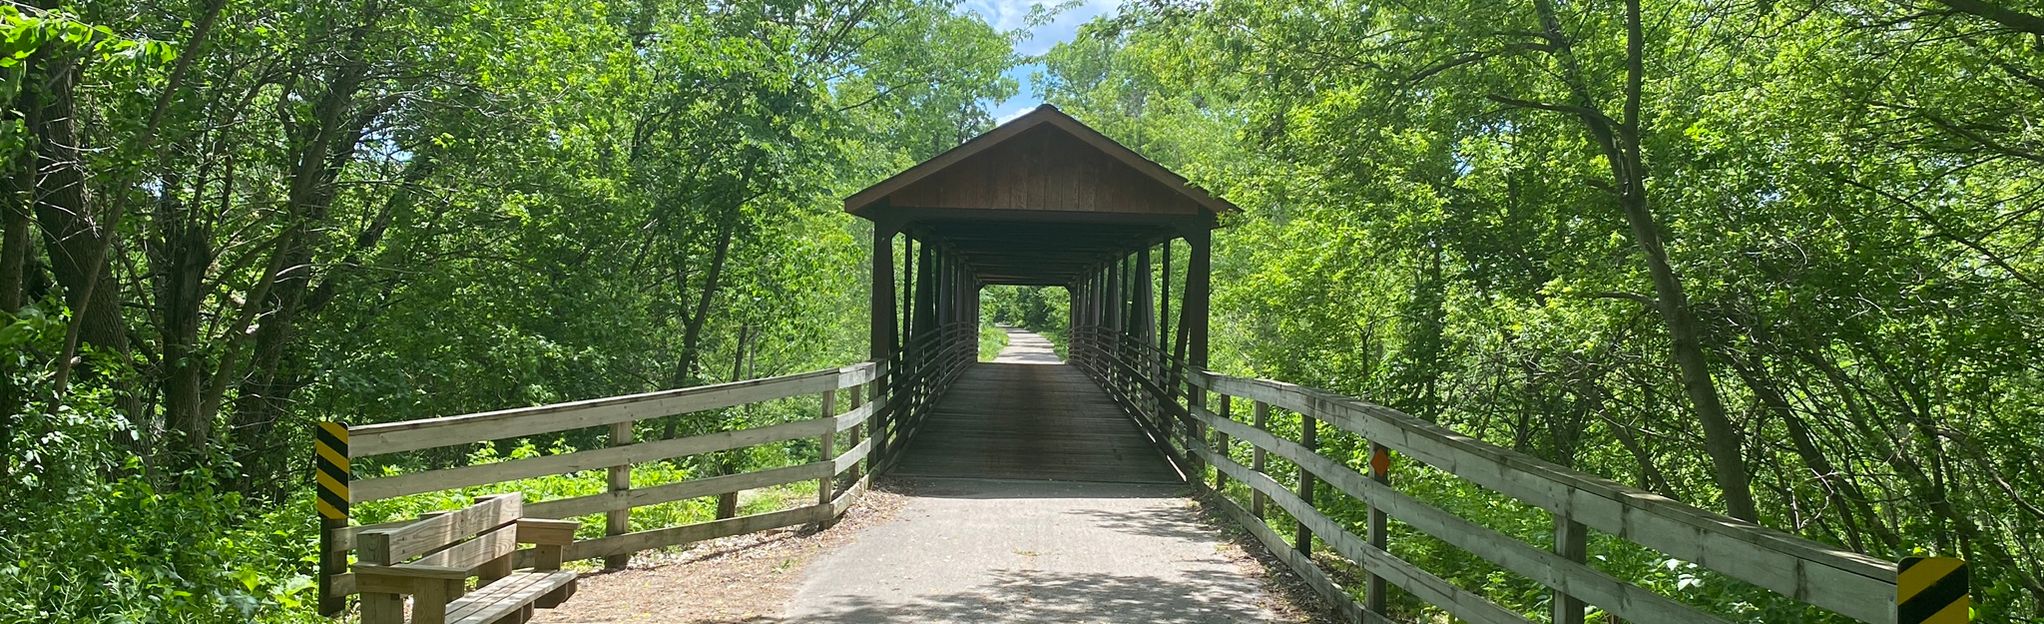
[958,0,1122,124]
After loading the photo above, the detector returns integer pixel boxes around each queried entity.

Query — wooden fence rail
[1072,330,1912,624]
[315,339,973,614]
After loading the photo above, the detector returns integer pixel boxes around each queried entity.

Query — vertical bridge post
[1367,443,1390,615]
[848,384,865,485]
[817,387,838,528]
[1552,505,1587,624]
[1212,394,1231,493]
[1294,414,1318,556]
[1251,401,1269,518]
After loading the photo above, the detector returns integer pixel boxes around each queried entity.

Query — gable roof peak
[844,104,1236,218]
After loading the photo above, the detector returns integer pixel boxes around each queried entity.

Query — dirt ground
[526,479,1336,624]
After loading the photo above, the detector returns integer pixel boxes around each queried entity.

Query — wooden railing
[317,335,973,613]
[1071,330,1911,624]
[870,320,976,472]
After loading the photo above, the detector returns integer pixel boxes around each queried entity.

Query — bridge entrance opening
[845,105,1234,484]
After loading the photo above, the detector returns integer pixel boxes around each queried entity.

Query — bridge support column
[1136,247,1159,435]
[1183,228,1210,370]
[870,222,898,362]
[869,224,899,468]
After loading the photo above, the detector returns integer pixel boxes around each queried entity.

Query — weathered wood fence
[1073,330,1915,624]
[316,318,975,614]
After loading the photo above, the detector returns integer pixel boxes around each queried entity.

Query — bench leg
[361,593,403,624]
[413,579,462,624]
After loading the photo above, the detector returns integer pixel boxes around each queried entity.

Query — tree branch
[1934,0,2044,36]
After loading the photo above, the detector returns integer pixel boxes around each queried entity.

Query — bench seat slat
[448,571,576,624]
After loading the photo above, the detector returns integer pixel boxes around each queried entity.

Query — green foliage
[978,322,1008,361]
[983,286,1069,334]
[983,285,1070,357]
[0,325,319,623]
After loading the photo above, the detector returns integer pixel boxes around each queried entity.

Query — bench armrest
[517,518,580,545]
[354,563,471,598]
[356,563,471,580]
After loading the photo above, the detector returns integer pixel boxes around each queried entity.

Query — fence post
[818,387,839,528]
[1366,443,1391,614]
[1213,394,1231,492]
[1187,382,1207,490]
[1251,401,1269,519]
[604,419,634,570]
[1552,509,1588,624]
[872,359,890,468]
[848,384,865,485]
[314,421,350,617]
[1295,414,1318,556]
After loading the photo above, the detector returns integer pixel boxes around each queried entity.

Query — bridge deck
[780,328,1276,623]
[888,330,1180,484]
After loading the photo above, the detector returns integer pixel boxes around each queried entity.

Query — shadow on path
[794,568,1268,623]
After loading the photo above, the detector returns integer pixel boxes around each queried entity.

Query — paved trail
[782,328,1279,623]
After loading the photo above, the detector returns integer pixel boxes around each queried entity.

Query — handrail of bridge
[319,362,881,601]
[315,318,980,614]
[870,321,977,472]
[1071,329,1911,624]
[318,315,981,613]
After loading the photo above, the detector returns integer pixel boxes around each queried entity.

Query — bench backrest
[357,492,524,569]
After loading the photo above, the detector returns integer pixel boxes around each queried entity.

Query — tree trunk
[670,216,737,388]
[0,52,41,476]
[228,1,384,495]
[30,51,145,434]
[659,215,737,441]
[1615,196,1756,521]
[149,172,211,463]
[1525,0,1758,520]
[714,322,752,519]
[0,53,37,314]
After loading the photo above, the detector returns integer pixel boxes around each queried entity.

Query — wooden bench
[355,493,579,624]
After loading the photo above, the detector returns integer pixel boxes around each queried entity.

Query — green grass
[979,322,1009,360]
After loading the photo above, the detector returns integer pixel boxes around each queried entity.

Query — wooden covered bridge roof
[845,104,1234,286]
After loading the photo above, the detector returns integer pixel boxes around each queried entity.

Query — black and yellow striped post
[1897,556,1969,624]
[314,421,349,617]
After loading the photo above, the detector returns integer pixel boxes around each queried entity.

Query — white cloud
[995,106,1034,126]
